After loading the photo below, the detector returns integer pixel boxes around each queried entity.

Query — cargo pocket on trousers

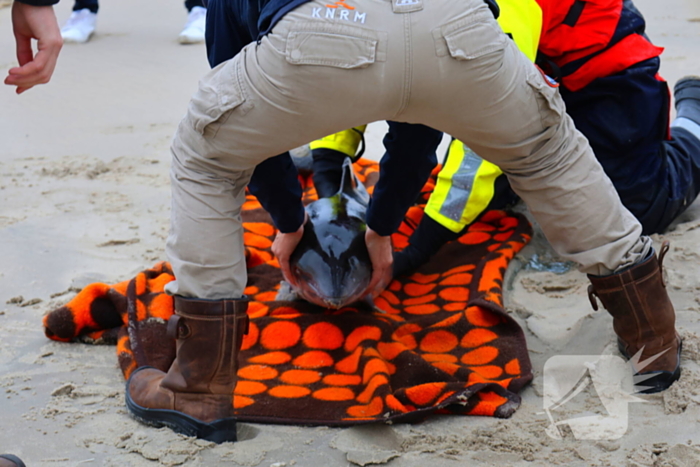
[285,30,378,69]
[525,65,565,130]
[187,59,248,138]
[434,14,506,60]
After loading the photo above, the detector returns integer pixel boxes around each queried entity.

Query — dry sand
[1,0,700,465]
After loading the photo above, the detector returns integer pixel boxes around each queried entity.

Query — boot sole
[618,339,682,394]
[125,369,238,443]
[675,76,700,105]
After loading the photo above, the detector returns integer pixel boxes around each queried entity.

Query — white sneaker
[178,6,206,44]
[61,9,97,43]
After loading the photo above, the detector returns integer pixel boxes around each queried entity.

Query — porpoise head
[289,158,372,309]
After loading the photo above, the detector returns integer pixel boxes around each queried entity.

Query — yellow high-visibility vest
[426,0,543,232]
[310,0,544,233]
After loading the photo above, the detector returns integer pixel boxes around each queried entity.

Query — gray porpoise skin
[289,158,372,309]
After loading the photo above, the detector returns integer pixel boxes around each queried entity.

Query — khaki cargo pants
[165,0,651,299]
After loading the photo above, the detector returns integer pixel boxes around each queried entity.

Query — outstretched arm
[364,122,442,294]
[5,1,63,94]
[249,154,306,284]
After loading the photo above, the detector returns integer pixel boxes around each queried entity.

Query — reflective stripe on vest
[425,0,540,233]
[426,140,504,233]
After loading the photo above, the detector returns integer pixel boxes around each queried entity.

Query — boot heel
[126,387,239,443]
[201,419,238,443]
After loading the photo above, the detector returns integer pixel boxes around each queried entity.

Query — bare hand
[271,214,307,287]
[5,3,63,94]
[364,227,393,298]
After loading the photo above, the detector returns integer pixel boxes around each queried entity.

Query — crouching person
[125,0,682,442]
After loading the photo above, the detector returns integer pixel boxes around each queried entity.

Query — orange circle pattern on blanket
[229,160,534,423]
[43,159,533,426]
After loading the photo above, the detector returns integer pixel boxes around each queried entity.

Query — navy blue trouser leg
[73,0,98,13]
[560,57,700,234]
[185,0,205,11]
[656,126,700,229]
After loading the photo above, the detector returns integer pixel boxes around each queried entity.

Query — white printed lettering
[314,7,366,23]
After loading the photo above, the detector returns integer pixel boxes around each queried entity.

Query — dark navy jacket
[16,0,60,5]
[207,0,497,235]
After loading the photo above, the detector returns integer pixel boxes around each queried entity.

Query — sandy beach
[1,0,700,465]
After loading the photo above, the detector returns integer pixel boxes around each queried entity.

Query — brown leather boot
[0,455,26,467]
[125,296,249,443]
[588,242,681,393]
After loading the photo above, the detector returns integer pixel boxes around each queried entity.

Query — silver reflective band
[439,145,483,223]
[672,117,700,141]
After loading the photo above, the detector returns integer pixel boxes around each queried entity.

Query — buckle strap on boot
[167,314,189,339]
[587,285,600,311]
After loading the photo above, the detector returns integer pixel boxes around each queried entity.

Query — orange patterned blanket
[43,159,533,425]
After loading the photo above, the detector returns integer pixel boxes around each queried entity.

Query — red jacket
[535,0,663,91]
